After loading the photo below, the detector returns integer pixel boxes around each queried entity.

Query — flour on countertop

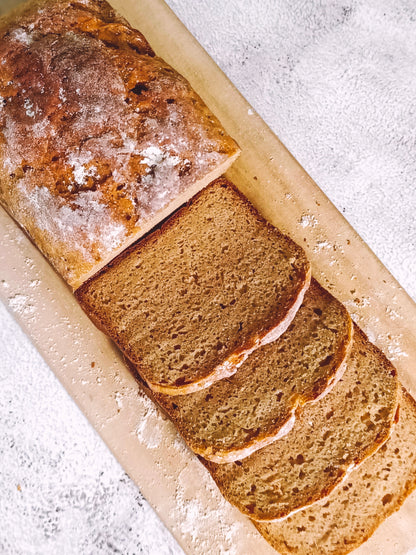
[0,306,182,555]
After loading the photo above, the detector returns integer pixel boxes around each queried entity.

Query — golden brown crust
[0,0,239,288]
[0,0,155,55]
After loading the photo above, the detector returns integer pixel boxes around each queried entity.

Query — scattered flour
[67,152,96,186]
[382,334,409,361]
[174,467,245,555]
[8,293,35,316]
[386,306,402,321]
[24,99,35,118]
[11,28,32,46]
[387,344,409,360]
[299,213,318,228]
[58,87,67,103]
[115,391,123,410]
[22,184,126,263]
[140,146,181,170]
[345,296,371,315]
[121,133,136,154]
[313,239,332,252]
[135,395,164,449]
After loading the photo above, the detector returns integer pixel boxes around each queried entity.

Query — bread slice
[254,388,416,555]
[203,327,399,520]
[76,178,311,395]
[0,0,240,289]
[146,279,352,462]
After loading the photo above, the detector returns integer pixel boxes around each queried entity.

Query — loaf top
[76,178,311,395]
[254,388,416,555]
[0,0,239,288]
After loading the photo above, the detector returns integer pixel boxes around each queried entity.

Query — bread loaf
[0,0,239,289]
[147,279,353,462]
[76,178,311,395]
[203,327,399,520]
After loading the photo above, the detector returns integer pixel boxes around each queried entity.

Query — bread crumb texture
[254,389,416,555]
[205,326,399,520]
[0,0,238,288]
[152,279,353,462]
[76,178,311,394]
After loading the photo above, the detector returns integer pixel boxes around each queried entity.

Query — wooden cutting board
[1,1,416,553]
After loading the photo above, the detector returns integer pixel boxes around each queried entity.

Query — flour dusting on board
[314,240,332,252]
[381,333,409,361]
[8,293,35,316]
[136,395,164,449]
[174,463,247,555]
[128,388,262,554]
[299,213,318,228]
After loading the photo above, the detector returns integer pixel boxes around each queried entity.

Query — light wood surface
[1,0,415,553]
[0,0,17,15]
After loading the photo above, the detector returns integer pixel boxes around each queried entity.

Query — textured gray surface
[1,0,415,554]
[166,0,416,303]
[0,303,182,555]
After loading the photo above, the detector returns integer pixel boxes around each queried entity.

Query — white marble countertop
[1,0,415,553]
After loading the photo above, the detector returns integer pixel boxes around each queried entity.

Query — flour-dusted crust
[0,0,239,289]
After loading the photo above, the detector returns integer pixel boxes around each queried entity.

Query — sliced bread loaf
[76,178,311,395]
[148,279,352,462]
[254,388,416,555]
[203,326,399,520]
